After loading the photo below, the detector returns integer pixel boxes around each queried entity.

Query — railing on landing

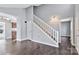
[33,15,59,43]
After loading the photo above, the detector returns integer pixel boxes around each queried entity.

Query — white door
[0,22,5,40]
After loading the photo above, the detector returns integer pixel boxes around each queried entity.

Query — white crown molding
[60,18,71,22]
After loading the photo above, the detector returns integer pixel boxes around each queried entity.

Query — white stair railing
[33,15,59,43]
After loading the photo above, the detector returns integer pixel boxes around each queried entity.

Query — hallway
[0,37,78,55]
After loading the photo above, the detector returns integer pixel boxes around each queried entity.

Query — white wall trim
[71,41,75,46]
[60,18,71,22]
[31,39,58,48]
[16,37,31,41]
[76,46,79,54]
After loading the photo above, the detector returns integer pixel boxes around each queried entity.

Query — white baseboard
[31,39,59,48]
[71,40,75,46]
[16,37,31,41]
[76,46,79,54]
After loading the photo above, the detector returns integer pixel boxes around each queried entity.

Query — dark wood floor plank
[0,37,78,55]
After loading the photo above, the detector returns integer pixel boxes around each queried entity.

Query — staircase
[32,15,59,47]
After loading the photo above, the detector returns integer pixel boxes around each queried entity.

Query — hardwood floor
[0,37,78,55]
[59,37,78,55]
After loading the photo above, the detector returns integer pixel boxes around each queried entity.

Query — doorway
[0,22,5,40]
[61,21,71,37]
[0,14,17,41]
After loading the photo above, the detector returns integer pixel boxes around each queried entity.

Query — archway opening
[0,12,17,42]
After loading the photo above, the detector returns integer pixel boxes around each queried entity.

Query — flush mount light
[49,16,60,23]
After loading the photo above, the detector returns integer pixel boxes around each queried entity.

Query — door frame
[60,18,73,44]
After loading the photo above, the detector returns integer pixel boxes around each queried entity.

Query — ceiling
[0,4,32,8]
[0,4,41,8]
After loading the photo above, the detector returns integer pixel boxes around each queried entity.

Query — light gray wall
[74,5,79,54]
[25,6,33,39]
[0,6,33,40]
[34,4,73,37]
[25,6,33,21]
[34,4,73,22]
[0,7,27,40]
[61,21,70,36]
[21,6,33,39]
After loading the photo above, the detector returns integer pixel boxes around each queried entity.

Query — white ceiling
[0,4,32,8]
[0,4,41,8]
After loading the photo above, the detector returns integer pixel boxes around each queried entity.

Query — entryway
[0,12,17,42]
[0,22,5,40]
